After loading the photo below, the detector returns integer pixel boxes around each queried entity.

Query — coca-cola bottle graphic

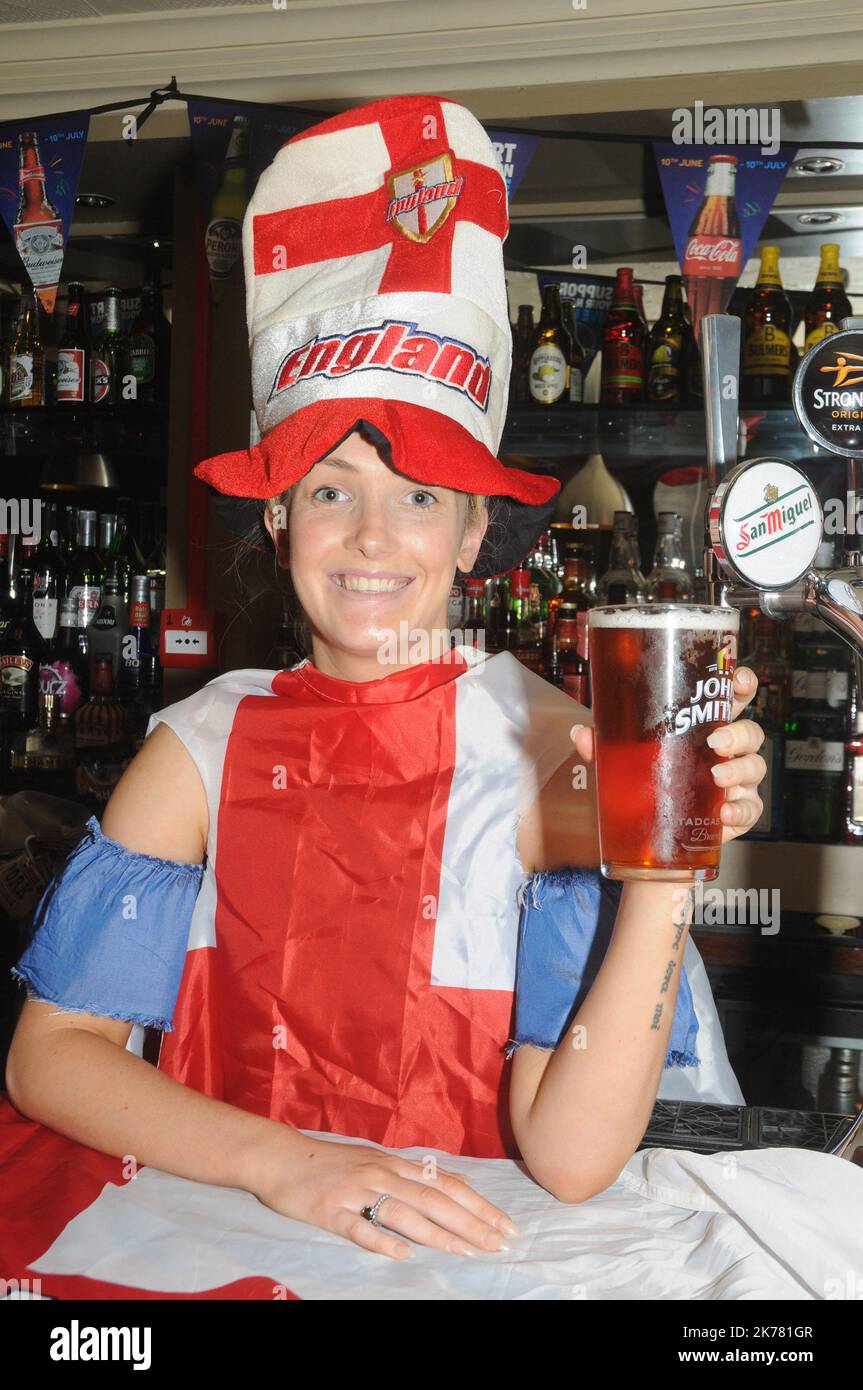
[681,154,743,343]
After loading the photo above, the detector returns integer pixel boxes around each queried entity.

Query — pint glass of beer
[588,604,740,881]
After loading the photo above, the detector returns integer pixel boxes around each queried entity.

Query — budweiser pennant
[0,113,90,315]
[653,141,798,341]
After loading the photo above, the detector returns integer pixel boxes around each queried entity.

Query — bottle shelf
[500,404,837,472]
[0,402,169,461]
[717,836,863,917]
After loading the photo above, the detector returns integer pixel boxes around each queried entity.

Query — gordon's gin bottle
[682,154,743,343]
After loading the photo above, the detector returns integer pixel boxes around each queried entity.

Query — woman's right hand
[249,1131,518,1261]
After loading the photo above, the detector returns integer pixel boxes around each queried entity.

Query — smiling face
[263,430,488,681]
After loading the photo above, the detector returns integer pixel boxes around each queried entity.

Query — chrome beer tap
[701,312,863,692]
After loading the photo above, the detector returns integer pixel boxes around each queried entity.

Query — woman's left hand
[705,664,767,843]
[571,665,767,844]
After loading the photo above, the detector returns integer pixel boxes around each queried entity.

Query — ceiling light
[796,211,843,225]
[791,156,845,176]
[75,192,115,209]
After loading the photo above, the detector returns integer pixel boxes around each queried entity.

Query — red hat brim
[194,399,560,506]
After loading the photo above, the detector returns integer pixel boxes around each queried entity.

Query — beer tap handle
[701,314,741,604]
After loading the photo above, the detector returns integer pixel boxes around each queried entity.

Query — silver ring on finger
[361,1193,392,1227]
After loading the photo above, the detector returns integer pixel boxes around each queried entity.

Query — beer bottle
[126,282,159,405]
[8,291,45,408]
[600,268,645,405]
[646,513,694,601]
[32,501,64,647]
[13,131,64,311]
[596,511,646,604]
[647,275,687,404]
[563,303,587,403]
[803,243,852,355]
[463,578,486,644]
[554,601,590,705]
[55,282,90,406]
[529,284,570,407]
[741,246,793,404]
[547,542,594,657]
[91,286,125,405]
[507,569,544,673]
[510,304,534,406]
[843,668,863,843]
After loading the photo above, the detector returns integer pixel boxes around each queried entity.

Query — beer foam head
[588,604,740,632]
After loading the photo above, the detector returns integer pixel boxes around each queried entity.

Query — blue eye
[312,486,348,503]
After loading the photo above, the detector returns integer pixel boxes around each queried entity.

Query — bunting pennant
[653,141,798,340]
[488,129,539,201]
[0,113,90,315]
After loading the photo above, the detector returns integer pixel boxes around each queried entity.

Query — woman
[2,95,765,1284]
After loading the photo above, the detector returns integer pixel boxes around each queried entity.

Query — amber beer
[588,604,739,880]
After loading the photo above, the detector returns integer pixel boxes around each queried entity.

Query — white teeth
[335,575,410,592]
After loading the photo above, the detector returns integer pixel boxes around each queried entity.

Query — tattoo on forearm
[650,1003,663,1030]
[660,960,675,993]
[672,921,686,952]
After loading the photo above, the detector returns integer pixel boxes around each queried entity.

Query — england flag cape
[0,643,743,1299]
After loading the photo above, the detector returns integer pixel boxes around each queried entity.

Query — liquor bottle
[74,654,135,813]
[205,114,250,297]
[89,577,129,687]
[8,291,45,408]
[529,283,570,407]
[525,531,559,632]
[60,505,78,565]
[745,618,791,841]
[0,533,14,644]
[31,502,64,646]
[67,509,103,646]
[512,305,535,406]
[143,507,167,626]
[600,268,645,405]
[91,286,125,405]
[596,511,647,604]
[446,574,465,630]
[127,652,162,752]
[9,690,76,798]
[843,668,863,844]
[681,154,743,338]
[741,246,793,404]
[784,640,848,841]
[507,570,544,673]
[554,601,590,705]
[647,275,687,404]
[126,281,159,405]
[13,131,64,310]
[119,574,153,701]
[547,542,594,661]
[463,578,486,644]
[0,566,43,730]
[564,302,587,403]
[803,243,853,355]
[55,282,89,406]
[484,573,509,653]
[747,676,785,841]
[646,512,694,601]
[39,595,88,726]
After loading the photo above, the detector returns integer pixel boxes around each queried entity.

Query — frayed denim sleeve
[10,815,204,1032]
[504,866,699,1070]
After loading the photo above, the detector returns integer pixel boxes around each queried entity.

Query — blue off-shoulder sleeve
[505,866,700,1069]
[10,815,204,1032]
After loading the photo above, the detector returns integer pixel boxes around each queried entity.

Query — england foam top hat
[194,93,561,578]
